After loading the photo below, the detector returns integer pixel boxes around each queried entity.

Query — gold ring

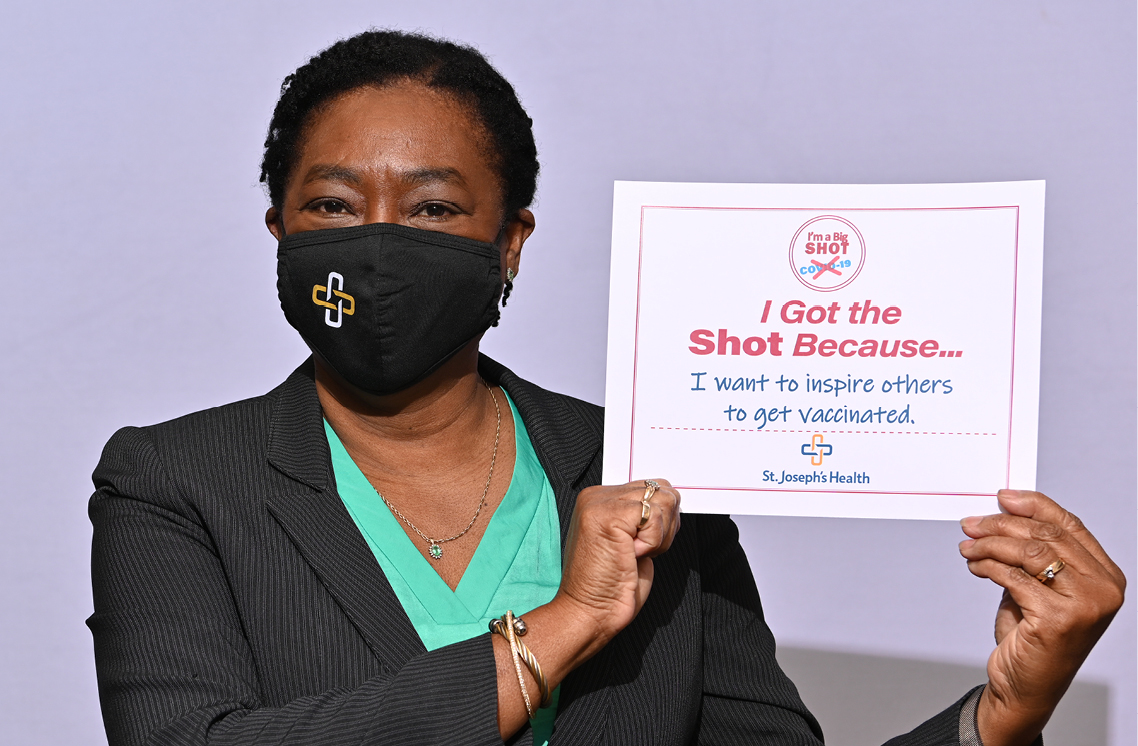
[642,479,660,503]
[639,501,652,527]
[1035,558,1065,583]
[638,480,659,528]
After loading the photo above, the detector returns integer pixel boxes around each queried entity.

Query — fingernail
[960,516,982,529]
[959,539,975,550]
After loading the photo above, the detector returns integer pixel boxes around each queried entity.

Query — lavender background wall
[1,1,1133,744]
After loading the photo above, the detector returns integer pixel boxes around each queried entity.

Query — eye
[416,202,457,219]
[308,198,351,214]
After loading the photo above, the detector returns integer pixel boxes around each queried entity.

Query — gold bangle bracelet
[489,612,551,710]
[513,637,551,708]
[495,612,533,718]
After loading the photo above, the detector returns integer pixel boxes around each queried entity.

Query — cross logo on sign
[800,434,833,466]
[311,272,355,328]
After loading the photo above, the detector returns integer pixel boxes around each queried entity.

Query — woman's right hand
[492,479,681,738]
[555,479,683,648]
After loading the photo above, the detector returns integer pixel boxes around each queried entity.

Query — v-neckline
[325,391,542,623]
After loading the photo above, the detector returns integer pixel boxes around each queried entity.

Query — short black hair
[260,29,539,217]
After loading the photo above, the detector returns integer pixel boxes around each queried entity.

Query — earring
[502,268,515,307]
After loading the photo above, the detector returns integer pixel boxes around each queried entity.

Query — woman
[88,30,1124,746]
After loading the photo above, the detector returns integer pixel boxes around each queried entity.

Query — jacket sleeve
[88,426,504,746]
[694,515,976,746]
[694,514,826,745]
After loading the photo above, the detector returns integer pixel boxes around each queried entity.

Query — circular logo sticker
[789,215,866,292]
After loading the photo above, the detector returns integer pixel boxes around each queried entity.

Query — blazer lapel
[481,356,615,745]
[264,361,425,670]
[480,356,603,550]
[263,357,616,743]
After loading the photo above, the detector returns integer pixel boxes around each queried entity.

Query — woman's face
[265,79,533,275]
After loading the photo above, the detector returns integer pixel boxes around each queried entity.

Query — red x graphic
[811,256,843,281]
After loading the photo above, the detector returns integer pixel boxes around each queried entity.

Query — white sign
[602,181,1045,520]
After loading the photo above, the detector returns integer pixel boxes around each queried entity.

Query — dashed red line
[648,427,997,435]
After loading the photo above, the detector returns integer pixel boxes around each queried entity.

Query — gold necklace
[376,382,501,560]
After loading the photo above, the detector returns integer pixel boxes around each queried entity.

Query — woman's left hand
[959,490,1126,746]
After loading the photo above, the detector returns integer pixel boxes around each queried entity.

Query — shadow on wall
[777,647,1108,746]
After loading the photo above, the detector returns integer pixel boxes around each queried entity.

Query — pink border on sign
[627,204,1022,497]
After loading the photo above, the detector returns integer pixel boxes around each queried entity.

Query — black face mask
[277,222,503,395]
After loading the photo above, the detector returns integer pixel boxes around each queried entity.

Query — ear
[498,208,535,280]
[265,207,285,241]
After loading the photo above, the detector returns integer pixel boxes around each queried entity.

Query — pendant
[429,543,443,560]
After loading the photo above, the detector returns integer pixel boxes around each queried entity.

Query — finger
[959,535,1066,582]
[634,555,655,611]
[600,480,668,535]
[960,513,1104,601]
[654,485,682,551]
[633,485,681,558]
[966,557,1052,613]
[629,481,679,551]
[998,490,1124,583]
[625,481,662,552]
[963,510,1070,544]
[960,512,1098,575]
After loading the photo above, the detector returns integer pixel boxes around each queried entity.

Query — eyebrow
[401,167,465,187]
[302,164,466,188]
[303,164,364,186]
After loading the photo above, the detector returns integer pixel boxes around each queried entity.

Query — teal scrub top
[326,390,561,744]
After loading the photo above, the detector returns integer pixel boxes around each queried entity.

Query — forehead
[293,81,499,187]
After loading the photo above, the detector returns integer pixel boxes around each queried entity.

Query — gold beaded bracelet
[489,611,551,711]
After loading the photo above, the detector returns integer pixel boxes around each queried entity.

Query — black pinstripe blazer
[89,356,970,746]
